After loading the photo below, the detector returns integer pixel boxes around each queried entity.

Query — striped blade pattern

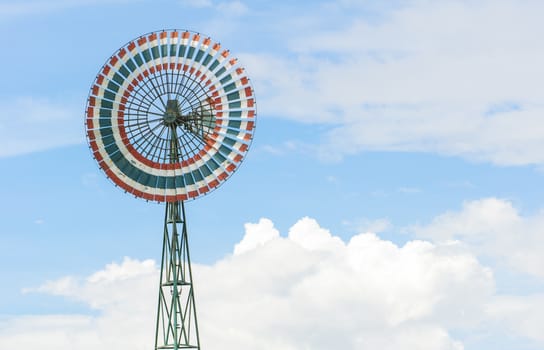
[85,30,256,202]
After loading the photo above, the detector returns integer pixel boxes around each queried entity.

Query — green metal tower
[155,201,200,349]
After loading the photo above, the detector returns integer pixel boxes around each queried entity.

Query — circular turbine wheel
[85,30,256,202]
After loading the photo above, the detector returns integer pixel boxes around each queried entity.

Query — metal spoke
[123,65,219,164]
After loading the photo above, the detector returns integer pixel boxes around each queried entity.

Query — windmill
[85,29,256,349]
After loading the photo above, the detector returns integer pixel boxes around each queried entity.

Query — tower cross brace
[155,200,200,350]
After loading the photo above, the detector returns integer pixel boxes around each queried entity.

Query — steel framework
[155,200,200,349]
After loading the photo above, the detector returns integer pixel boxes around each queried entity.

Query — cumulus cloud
[487,294,544,343]
[243,0,544,165]
[1,218,502,350]
[287,216,345,251]
[234,217,280,254]
[411,197,544,278]
[4,1,542,165]
[0,97,83,158]
[6,257,157,349]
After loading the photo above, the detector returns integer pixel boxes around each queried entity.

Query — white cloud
[412,198,520,241]
[204,221,493,348]
[0,97,83,158]
[411,197,544,278]
[288,216,345,251]
[9,257,157,349]
[6,213,544,348]
[2,218,501,350]
[23,257,157,311]
[242,0,544,165]
[233,217,279,255]
[487,294,544,343]
[4,1,541,165]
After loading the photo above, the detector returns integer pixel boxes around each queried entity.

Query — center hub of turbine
[163,99,181,124]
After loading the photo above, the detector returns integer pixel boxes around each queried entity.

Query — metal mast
[155,108,200,349]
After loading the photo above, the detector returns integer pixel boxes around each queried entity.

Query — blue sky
[1,0,544,349]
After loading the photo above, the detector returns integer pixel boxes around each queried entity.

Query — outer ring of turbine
[85,29,256,202]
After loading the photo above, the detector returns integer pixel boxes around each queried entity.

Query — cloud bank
[4,210,544,349]
[3,0,543,166]
[244,0,544,165]
[411,197,544,278]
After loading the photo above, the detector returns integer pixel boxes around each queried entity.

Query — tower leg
[155,201,200,349]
